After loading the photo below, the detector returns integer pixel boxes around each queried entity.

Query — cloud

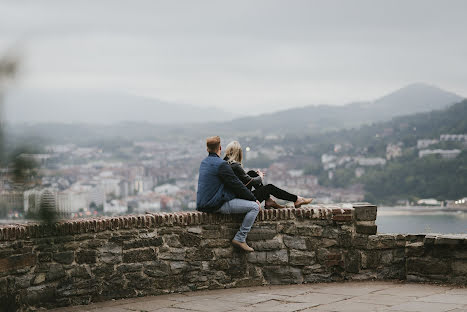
[1,0,466,117]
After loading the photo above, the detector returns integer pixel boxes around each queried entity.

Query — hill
[4,89,238,124]
[304,99,467,203]
[215,83,463,135]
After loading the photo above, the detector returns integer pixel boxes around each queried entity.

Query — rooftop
[50,281,467,312]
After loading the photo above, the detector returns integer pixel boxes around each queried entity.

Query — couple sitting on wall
[196,136,312,252]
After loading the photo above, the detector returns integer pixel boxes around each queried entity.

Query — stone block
[117,263,142,274]
[33,273,46,285]
[325,253,343,267]
[303,263,325,274]
[322,227,339,239]
[247,251,267,264]
[344,250,360,273]
[69,266,91,279]
[164,234,182,247]
[406,242,425,257]
[179,232,202,247]
[262,265,303,284]
[352,234,369,248]
[122,237,163,250]
[356,223,377,235]
[406,257,450,275]
[283,235,307,250]
[247,227,277,241]
[250,239,283,251]
[297,225,323,237]
[53,251,74,264]
[435,236,465,245]
[76,250,97,264]
[289,250,316,266]
[200,239,231,248]
[280,223,297,235]
[170,261,189,274]
[353,205,377,221]
[92,263,114,277]
[122,248,155,263]
[267,250,288,264]
[126,272,156,290]
[451,260,467,274]
[360,250,380,269]
[37,252,52,263]
[186,247,213,261]
[0,253,36,273]
[453,249,467,259]
[46,264,66,282]
[367,235,396,249]
[212,248,233,258]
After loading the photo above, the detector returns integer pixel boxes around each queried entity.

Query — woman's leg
[253,184,298,202]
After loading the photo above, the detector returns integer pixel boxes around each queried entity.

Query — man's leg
[217,198,259,243]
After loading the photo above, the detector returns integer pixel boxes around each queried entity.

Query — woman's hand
[256,170,265,179]
[256,200,262,210]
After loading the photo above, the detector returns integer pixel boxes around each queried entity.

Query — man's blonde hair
[206,136,221,153]
[224,141,243,164]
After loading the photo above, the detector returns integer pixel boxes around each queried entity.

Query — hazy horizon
[1,0,467,119]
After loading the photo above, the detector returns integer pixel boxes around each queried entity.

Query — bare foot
[265,198,285,209]
[232,239,254,252]
[294,196,313,208]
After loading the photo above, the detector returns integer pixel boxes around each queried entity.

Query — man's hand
[256,200,262,210]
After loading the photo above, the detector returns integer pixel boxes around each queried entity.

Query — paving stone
[289,292,352,304]
[315,300,387,312]
[243,299,318,312]
[171,298,250,312]
[416,293,467,305]
[373,284,448,297]
[386,301,461,312]
[351,294,416,305]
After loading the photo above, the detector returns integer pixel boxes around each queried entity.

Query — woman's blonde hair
[224,141,243,164]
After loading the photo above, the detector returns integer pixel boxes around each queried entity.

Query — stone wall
[0,203,466,311]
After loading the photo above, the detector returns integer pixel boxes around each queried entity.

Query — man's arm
[218,162,256,201]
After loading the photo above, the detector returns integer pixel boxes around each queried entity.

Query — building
[440,134,467,142]
[386,143,402,160]
[355,157,386,166]
[417,139,438,149]
[418,149,461,159]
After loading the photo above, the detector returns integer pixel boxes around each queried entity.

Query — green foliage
[362,152,467,203]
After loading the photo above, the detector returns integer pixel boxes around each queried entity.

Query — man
[197,136,260,252]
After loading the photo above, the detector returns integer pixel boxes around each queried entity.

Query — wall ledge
[0,203,373,241]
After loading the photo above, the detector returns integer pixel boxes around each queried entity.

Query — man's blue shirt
[196,153,256,212]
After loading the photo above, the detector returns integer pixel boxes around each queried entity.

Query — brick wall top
[0,203,373,241]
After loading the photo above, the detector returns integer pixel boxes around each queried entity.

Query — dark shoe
[265,198,285,209]
[294,196,313,208]
[232,239,254,252]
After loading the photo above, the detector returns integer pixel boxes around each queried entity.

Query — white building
[355,157,386,166]
[154,183,180,195]
[440,134,467,142]
[418,149,461,159]
[417,139,439,149]
[417,198,441,206]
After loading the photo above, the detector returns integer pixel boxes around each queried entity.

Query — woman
[224,141,313,209]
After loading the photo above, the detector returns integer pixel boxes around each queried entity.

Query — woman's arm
[232,163,262,188]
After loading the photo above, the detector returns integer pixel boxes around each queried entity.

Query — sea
[377,207,467,234]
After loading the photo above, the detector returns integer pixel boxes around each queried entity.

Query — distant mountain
[214,83,464,135]
[3,89,238,124]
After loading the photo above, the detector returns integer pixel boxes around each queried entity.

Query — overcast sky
[1,0,466,114]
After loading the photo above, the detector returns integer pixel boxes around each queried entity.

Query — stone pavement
[50,281,467,312]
